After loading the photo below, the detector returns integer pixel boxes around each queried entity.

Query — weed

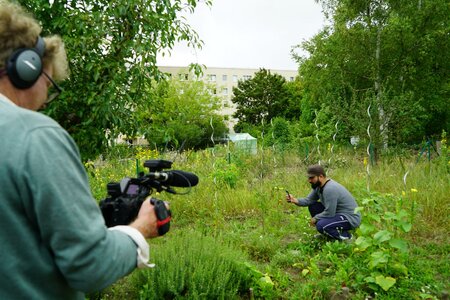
[87,147,449,299]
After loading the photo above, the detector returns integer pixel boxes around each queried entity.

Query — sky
[156,0,326,71]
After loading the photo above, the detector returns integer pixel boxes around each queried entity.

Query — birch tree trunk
[375,25,389,149]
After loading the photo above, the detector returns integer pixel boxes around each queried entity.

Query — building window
[222,74,227,81]
[243,75,251,80]
[289,77,294,81]
[179,73,188,81]
[222,88,228,95]
[208,74,217,82]
[232,75,238,82]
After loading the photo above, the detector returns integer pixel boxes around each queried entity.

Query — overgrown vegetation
[135,78,228,150]
[293,0,450,147]
[20,1,448,161]
[20,0,211,160]
[87,139,449,299]
[18,1,448,297]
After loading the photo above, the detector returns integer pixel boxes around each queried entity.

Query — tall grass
[87,145,449,299]
[166,147,448,234]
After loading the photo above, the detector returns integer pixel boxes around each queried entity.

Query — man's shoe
[339,233,353,243]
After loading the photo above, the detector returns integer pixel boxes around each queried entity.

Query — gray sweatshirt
[296,179,361,228]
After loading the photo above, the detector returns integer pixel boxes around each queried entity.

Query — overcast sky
[156,0,326,71]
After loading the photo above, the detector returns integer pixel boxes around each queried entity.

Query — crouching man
[286,165,361,241]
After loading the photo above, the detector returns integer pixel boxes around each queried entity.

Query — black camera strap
[150,199,171,236]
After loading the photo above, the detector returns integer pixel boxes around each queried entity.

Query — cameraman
[286,165,361,241]
[0,2,164,298]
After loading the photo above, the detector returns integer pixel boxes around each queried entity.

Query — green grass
[88,145,449,299]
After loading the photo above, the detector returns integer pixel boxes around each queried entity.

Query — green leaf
[359,223,376,235]
[400,221,412,233]
[361,198,373,205]
[384,212,396,220]
[373,230,392,244]
[354,206,364,213]
[244,262,263,278]
[419,293,438,299]
[375,275,396,291]
[390,262,408,276]
[369,251,390,269]
[259,274,274,286]
[368,213,381,222]
[396,209,409,219]
[389,238,408,252]
[355,236,372,250]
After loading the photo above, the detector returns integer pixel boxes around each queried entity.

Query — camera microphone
[146,170,199,187]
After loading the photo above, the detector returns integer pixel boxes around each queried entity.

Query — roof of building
[228,133,256,141]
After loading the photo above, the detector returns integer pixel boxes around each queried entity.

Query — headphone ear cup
[6,48,43,89]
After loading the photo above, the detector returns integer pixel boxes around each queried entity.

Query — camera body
[99,160,197,233]
[99,178,149,227]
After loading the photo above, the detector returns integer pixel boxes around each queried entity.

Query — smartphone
[285,190,290,195]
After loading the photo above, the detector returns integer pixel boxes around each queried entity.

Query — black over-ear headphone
[5,36,45,89]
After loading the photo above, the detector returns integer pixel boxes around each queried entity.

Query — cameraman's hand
[130,197,168,239]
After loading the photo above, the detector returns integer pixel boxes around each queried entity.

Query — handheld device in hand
[285,190,291,202]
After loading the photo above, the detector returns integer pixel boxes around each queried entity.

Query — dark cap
[307,165,326,177]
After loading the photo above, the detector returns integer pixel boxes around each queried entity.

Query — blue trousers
[308,202,353,240]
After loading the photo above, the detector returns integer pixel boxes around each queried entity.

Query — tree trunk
[375,25,389,149]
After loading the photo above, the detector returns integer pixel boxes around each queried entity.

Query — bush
[135,231,253,299]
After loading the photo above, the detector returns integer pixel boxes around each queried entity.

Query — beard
[310,181,321,189]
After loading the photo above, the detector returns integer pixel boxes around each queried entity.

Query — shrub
[135,231,253,299]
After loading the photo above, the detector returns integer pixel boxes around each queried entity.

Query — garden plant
[86,137,449,299]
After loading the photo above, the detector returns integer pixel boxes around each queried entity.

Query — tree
[295,0,450,148]
[284,78,303,120]
[136,78,228,150]
[264,117,291,150]
[20,0,211,160]
[231,69,294,131]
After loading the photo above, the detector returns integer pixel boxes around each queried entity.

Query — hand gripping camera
[99,160,199,235]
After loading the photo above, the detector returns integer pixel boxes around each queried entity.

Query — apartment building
[158,66,298,131]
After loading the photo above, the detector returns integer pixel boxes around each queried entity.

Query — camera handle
[150,198,171,236]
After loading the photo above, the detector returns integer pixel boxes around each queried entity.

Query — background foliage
[19,0,211,160]
[228,0,449,155]
[232,69,296,131]
[293,0,449,148]
[135,78,228,150]
[19,0,449,161]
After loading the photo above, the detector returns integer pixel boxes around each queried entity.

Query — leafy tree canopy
[20,0,211,160]
[136,78,228,151]
[231,69,300,132]
[295,0,449,146]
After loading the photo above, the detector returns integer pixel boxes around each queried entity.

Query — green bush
[135,231,253,299]
[210,158,240,188]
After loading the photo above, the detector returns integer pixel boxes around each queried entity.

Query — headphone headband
[35,36,45,57]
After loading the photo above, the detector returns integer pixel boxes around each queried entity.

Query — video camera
[99,159,199,235]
